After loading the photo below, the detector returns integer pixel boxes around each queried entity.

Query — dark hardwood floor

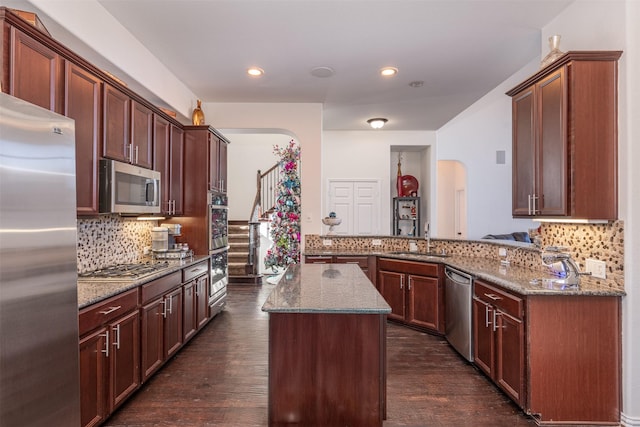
[105,283,535,427]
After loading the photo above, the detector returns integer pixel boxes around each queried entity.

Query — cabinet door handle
[112,324,121,350]
[99,305,121,315]
[400,276,404,290]
[134,145,139,164]
[100,330,110,358]
[485,305,492,328]
[166,295,173,315]
[493,309,500,332]
[528,194,532,215]
[484,293,502,301]
[127,143,133,163]
[408,276,412,291]
[533,194,539,214]
[161,299,168,318]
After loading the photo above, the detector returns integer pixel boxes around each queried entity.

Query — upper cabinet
[209,133,228,193]
[131,100,154,169]
[507,51,622,220]
[65,62,102,216]
[8,26,63,113]
[103,83,131,163]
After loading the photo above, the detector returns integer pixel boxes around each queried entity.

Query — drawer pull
[99,305,122,315]
[484,293,502,301]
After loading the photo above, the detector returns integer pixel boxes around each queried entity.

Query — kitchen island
[262,263,391,427]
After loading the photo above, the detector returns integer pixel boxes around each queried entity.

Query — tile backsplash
[305,220,624,292]
[77,215,156,273]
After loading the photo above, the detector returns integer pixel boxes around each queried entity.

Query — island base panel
[268,312,386,426]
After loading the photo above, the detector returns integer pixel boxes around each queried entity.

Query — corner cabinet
[507,51,622,220]
[472,278,621,425]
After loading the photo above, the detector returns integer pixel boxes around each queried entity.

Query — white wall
[224,133,288,221]
[323,130,436,235]
[203,102,322,249]
[436,60,538,239]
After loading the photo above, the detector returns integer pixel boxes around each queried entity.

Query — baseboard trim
[622,411,640,426]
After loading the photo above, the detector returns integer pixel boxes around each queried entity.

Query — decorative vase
[540,35,565,69]
[191,99,205,125]
[396,159,403,197]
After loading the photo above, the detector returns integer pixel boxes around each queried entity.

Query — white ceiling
[12,0,574,130]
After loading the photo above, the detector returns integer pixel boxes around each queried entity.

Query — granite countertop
[261,263,392,314]
[304,250,625,297]
[77,255,210,308]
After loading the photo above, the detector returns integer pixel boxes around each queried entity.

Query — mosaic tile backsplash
[77,215,157,273]
[305,220,624,291]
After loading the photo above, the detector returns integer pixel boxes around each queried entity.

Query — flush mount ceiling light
[310,66,335,78]
[380,67,398,77]
[367,118,388,129]
[247,67,264,77]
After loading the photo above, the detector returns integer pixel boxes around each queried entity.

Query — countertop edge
[77,255,211,308]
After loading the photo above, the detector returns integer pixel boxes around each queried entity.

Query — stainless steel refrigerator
[0,92,81,425]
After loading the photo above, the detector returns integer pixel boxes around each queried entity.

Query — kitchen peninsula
[262,263,391,427]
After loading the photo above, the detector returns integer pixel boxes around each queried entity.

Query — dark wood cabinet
[140,272,183,381]
[169,125,185,215]
[153,117,184,215]
[507,51,622,220]
[109,310,140,411]
[78,289,140,427]
[163,287,183,358]
[140,297,165,382]
[377,258,444,334]
[182,281,197,342]
[473,280,524,405]
[8,26,63,113]
[209,135,228,192]
[79,328,108,427]
[103,83,130,163]
[65,62,101,215]
[130,100,153,169]
[472,278,621,424]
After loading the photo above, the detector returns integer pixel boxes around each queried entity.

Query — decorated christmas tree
[264,140,301,272]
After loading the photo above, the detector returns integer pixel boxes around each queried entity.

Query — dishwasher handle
[445,268,473,285]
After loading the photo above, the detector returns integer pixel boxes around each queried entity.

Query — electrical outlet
[371,239,382,246]
[322,239,332,246]
[586,258,606,279]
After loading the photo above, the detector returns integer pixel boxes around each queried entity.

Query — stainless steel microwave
[99,159,161,214]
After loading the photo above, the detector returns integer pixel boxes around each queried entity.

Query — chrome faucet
[541,247,590,287]
[424,222,433,253]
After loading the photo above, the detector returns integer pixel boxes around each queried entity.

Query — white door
[328,180,380,235]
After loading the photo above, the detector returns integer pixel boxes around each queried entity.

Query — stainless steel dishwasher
[445,267,474,362]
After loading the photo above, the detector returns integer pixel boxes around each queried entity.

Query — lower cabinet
[79,289,140,427]
[140,271,183,382]
[472,280,524,405]
[182,260,210,342]
[377,258,444,334]
[472,278,621,425]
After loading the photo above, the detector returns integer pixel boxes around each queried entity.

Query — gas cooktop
[78,261,170,281]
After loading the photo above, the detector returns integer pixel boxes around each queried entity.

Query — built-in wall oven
[208,192,228,316]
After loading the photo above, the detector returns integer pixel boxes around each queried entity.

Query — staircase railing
[247,163,280,276]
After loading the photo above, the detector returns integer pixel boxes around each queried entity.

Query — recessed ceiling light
[367,118,388,129]
[247,67,264,77]
[310,66,335,78]
[380,67,398,77]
